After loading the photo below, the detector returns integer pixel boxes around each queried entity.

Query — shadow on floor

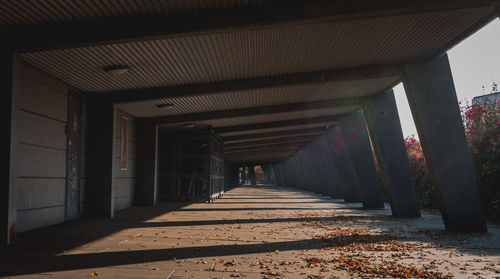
[175,207,366,211]
[1,185,496,277]
[132,215,391,228]
[0,234,397,276]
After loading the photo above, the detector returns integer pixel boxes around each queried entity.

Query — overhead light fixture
[103,65,129,76]
[182,123,196,128]
[155,103,175,109]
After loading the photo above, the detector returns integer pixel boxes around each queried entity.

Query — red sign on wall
[120,115,128,170]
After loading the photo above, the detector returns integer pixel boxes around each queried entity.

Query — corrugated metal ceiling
[115,77,397,117]
[198,106,355,128]
[224,132,323,144]
[6,3,495,164]
[225,151,295,163]
[21,7,492,93]
[218,123,335,137]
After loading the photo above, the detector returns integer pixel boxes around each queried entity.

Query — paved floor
[1,186,500,279]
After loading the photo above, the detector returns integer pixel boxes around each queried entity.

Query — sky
[394,19,500,138]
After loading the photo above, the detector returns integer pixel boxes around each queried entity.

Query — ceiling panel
[198,106,355,128]
[114,77,397,117]
[218,122,336,137]
[21,7,492,92]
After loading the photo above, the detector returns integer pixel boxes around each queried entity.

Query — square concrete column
[267,165,277,185]
[272,165,281,186]
[299,147,320,193]
[1,48,19,248]
[280,162,289,186]
[248,166,257,186]
[286,159,297,189]
[262,165,272,183]
[283,161,293,187]
[325,125,362,202]
[340,110,384,209]
[317,136,343,198]
[276,164,285,187]
[363,90,421,217]
[292,155,308,190]
[286,157,298,189]
[271,166,279,185]
[271,165,278,185]
[295,151,311,191]
[280,165,287,187]
[298,148,314,192]
[287,159,300,189]
[85,98,114,218]
[402,54,487,232]
[135,120,158,206]
[310,142,336,197]
[310,143,333,196]
[305,145,325,194]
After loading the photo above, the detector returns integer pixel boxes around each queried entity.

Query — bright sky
[394,19,500,138]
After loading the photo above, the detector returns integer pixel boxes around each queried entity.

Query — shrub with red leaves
[405,99,500,220]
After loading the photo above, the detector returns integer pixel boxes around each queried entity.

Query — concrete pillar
[363,90,420,217]
[309,143,328,195]
[291,156,305,190]
[229,165,239,188]
[135,120,158,206]
[284,162,291,187]
[261,165,270,183]
[280,162,288,186]
[275,164,284,186]
[272,166,279,185]
[317,136,343,198]
[282,163,288,187]
[295,150,309,191]
[314,139,343,198]
[309,143,332,196]
[340,110,384,209]
[85,98,114,218]
[287,157,300,190]
[271,165,280,185]
[298,149,317,193]
[248,166,257,186]
[303,146,324,194]
[280,164,287,187]
[1,48,19,248]
[232,166,240,187]
[264,164,276,184]
[296,154,310,191]
[268,165,278,184]
[325,125,362,202]
[402,54,486,232]
[291,152,304,190]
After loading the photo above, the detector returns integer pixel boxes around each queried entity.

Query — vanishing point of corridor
[2,186,499,279]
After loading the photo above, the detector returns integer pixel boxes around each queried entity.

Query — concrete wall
[14,64,136,231]
[16,64,68,232]
[80,99,87,213]
[113,109,136,211]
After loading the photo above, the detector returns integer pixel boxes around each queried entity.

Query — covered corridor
[2,1,500,278]
[1,186,499,278]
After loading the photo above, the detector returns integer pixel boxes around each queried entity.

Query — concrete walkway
[1,186,500,278]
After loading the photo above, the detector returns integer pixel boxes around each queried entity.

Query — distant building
[472,91,500,106]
